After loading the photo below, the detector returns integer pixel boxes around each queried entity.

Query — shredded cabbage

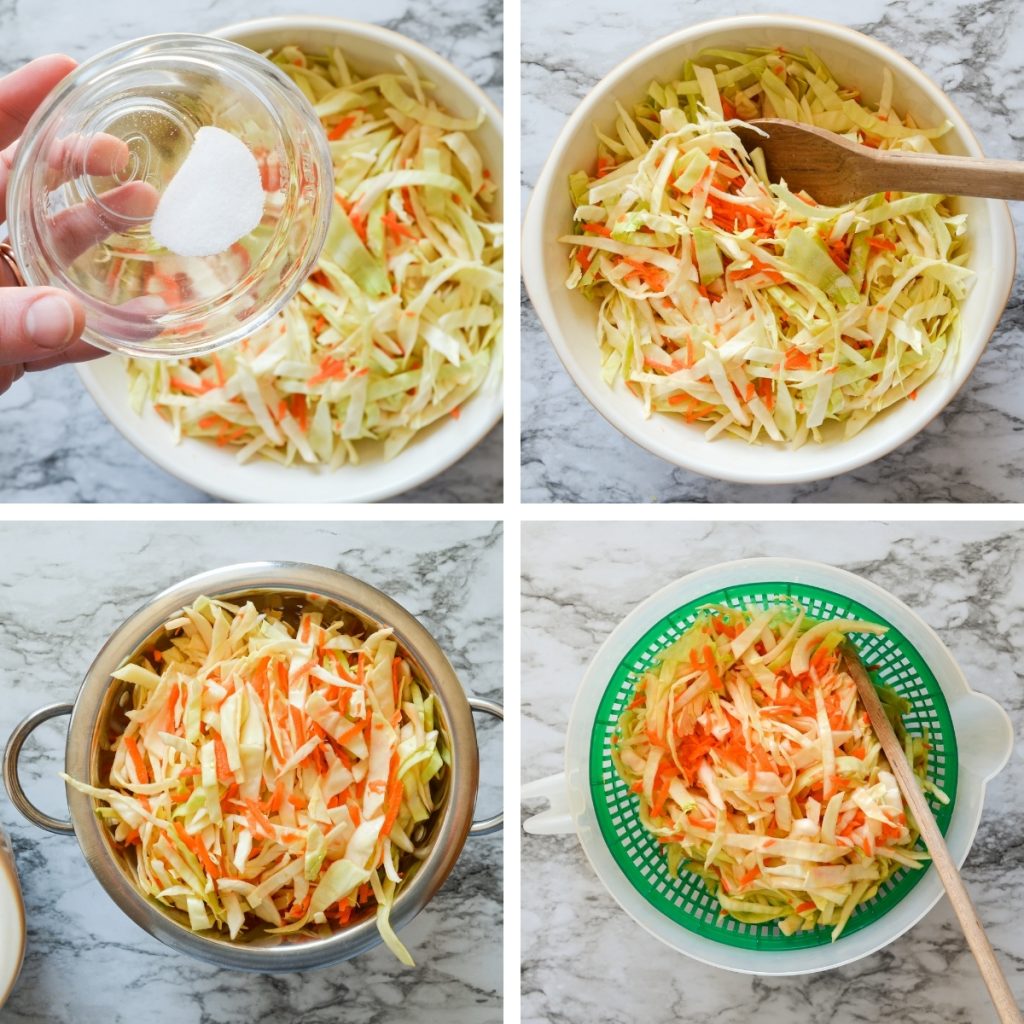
[612,605,945,939]
[563,47,971,445]
[63,593,451,965]
[126,44,502,467]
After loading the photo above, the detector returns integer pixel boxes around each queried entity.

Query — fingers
[0,55,77,151]
[0,361,25,395]
[48,132,130,180]
[0,334,101,399]
[23,337,105,370]
[109,293,171,341]
[0,284,85,366]
[0,248,17,287]
[49,179,160,264]
[2,131,131,229]
[0,144,15,226]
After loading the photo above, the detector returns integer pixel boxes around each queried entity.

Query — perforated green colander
[523,558,1013,975]
[590,579,956,951]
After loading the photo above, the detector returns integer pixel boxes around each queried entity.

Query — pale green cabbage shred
[563,48,971,445]
[64,594,450,965]
[127,43,502,467]
[612,604,947,939]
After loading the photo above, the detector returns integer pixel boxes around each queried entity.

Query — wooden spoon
[732,118,1024,205]
[842,648,1022,1024]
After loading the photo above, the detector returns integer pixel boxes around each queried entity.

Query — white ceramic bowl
[522,15,1016,485]
[77,16,503,503]
[522,558,1014,974]
[0,824,25,1009]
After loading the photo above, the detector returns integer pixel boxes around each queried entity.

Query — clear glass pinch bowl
[6,33,333,357]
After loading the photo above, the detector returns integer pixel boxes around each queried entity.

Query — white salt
[151,125,266,258]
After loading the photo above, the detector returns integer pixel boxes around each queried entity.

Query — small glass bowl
[7,34,333,358]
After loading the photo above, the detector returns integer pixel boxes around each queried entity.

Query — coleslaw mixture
[64,594,449,965]
[612,605,945,939]
[127,44,503,467]
[563,47,971,445]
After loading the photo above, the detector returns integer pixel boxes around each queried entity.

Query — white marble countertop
[0,521,503,1024]
[0,0,502,503]
[521,520,1024,1023]
[521,0,1024,503]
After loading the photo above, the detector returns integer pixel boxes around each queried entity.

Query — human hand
[0,55,121,395]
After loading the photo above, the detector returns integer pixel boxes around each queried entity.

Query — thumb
[0,286,85,366]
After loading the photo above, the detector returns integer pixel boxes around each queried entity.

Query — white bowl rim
[522,13,1017,485]
[76,14,504,504]
[0,833,25,1009]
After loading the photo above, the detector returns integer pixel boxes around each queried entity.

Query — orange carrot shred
[123,736,149,786]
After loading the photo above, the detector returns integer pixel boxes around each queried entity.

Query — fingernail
[25,295,76,350]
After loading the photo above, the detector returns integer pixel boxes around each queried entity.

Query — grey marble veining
[0,521,503,1024]
[522,521,1024,1023]
[0,0,502,504]
[521,0,1024,503]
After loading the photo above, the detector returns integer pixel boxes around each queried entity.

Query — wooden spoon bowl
[732,119,1024,204]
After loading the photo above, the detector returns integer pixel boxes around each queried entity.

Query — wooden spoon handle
[868,150,1024,201]
[845,653,1023,1024]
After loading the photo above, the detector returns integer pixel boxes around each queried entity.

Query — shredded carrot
[213,737,232,782]
[289,394,309,433]
[783,347,812,371]
[169,377,215,397]
[307,355,349,387]
[327,114,358,141]
[337,720,365,747]
[347,797,361,828]
[216,426,248,447]
[123,736,149,786]
[174,821,221,879]
[382,209,417,244]
[828,239,851,272]
[266,781,286,814]
[392,657,403,707]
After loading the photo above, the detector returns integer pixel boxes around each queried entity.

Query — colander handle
[468,697,503,836]
[521,772,573,835]
[3,703,75,836]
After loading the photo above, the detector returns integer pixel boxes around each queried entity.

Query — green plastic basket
[588,581,958,952]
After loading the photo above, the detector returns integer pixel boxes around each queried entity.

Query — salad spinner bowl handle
[521,772,574,835]
[468,697,503,836]
[955,690,1014,783]
[3,703,75,836]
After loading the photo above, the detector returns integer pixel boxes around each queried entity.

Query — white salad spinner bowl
[522,15,1015,485]
[522,558,1013,975]
[77,16,502,503]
